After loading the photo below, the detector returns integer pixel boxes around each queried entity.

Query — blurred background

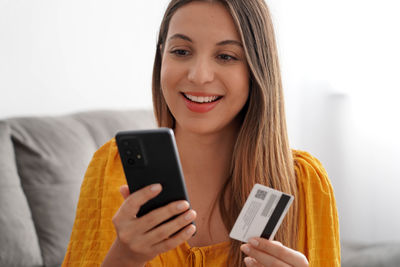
[1,0,399,246]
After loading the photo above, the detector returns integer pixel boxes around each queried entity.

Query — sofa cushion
[0,122,43,266]
[342,242,400,267]
[7,109,155,266]
[72,109,156,147]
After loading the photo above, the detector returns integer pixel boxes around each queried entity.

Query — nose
[187,56,214,85]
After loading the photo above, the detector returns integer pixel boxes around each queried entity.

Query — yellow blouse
[62,138,340,266]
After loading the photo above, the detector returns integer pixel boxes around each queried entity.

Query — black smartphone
[115,128,192,219]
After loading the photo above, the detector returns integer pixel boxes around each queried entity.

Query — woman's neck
[174,123,239,192]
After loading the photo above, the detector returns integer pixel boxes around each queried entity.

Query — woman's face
[160,1,249,135]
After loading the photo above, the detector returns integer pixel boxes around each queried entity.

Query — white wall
[269,0,400,244]
[1,0,400,244]
[0,0,170,118]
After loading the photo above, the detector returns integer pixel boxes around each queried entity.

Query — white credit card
[229,183,294,242]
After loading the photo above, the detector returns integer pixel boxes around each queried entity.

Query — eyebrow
[216,40,243,47]
[167,33,243,47]
[168,33,193,43]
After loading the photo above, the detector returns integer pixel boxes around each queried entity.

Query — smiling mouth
[182,93,223,104]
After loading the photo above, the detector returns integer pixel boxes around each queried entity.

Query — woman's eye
[217,54,237,62]
[170,49,190,56]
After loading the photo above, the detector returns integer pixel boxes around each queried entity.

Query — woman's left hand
[240,237,309,267]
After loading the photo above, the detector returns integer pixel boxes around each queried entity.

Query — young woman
[62,0,340,266]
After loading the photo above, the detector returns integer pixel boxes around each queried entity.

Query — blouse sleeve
[62,139,126,267]
[293,150,341,267]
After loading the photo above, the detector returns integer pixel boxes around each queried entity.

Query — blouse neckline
[183,240,231,251]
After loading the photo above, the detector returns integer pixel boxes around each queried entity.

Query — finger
[144,209,197,244]
[119,185,130,200]
[118,184,162,219]
[244,238,308,266]
[251,238,308,266]
[244,257,263,267]
[241,244,290,267]
[151,223,197,254]
[137,200,190,232]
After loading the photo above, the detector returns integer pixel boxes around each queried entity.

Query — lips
[184,94,218,103]
[182,93,222,103]
[181,92,222,113]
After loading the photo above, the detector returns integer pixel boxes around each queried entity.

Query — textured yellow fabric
[62,139,340,267]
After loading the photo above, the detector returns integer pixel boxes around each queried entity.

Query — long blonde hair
[152,0,298,266]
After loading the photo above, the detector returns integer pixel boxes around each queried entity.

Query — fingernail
[185,210,194,220]
[177,201,188,211]
[244,257,253,265]
[186,225,195,235]
[150,184,162,192]
[241,244,250,253]
[249,238,259,247]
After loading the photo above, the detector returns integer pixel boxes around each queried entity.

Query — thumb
[119,185,130,200]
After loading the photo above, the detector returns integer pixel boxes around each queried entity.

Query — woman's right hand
[101,183,197,267]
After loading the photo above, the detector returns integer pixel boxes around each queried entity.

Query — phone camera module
[127,158,135,165]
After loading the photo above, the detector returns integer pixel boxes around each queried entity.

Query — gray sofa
[1,109,400,266]
[0,110,156,266]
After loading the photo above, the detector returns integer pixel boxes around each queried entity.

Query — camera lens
[127,158,135,165]
[126,150,132,156]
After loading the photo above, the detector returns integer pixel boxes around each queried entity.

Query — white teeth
[184,93,219,103]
